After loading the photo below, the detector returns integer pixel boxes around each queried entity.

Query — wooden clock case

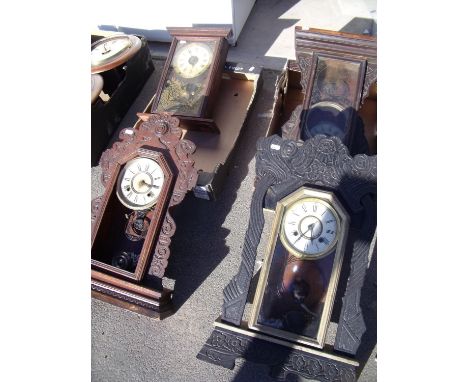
[197,134,377,381]
[91,34,154,166]
[150,27,232,133]
[282,27,377,156]
[91,113,197,317]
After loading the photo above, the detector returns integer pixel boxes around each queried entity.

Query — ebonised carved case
[197,134,376,381]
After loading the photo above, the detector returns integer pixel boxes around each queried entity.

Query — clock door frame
[91,147,174,282]
[150,27,232,130]
[248,187,350,349]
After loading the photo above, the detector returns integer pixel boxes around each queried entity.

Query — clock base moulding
[197,319,359,382]
[91,112,197,318]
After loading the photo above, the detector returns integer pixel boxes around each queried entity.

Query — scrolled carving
[197,328,357,382]
[148,212,176,278]
[98,112,188,188]
[297,53,314,94]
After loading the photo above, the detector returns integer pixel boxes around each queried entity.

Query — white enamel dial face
[116,157,165,210]
[281,198,339,258]
[173,42,213,79]
[91,37,130,66]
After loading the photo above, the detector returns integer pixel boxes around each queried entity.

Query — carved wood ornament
[91,113,197,315]
[198,134,376,381]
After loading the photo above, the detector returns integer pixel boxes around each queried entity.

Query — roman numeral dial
[116,157,165,210]
[281,197,339,259]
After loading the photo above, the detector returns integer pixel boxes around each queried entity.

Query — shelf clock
[198,135,377,381]
[91,113,197,317]
[150,27,232,133]
[282,27,377,155]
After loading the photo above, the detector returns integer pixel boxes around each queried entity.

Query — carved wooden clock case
[91,113,197,317]
[197,134,376,381]
[282,27,377,156]
[150,27,232,133]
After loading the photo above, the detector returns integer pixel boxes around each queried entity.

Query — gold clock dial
[280,198,340,259]
[116,157,165,210]
[173,42,213,79]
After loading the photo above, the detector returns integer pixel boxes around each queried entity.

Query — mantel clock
[150,27,232,133]
[198,135,377,381]
[282,27,377,155]
[91,113,197,317]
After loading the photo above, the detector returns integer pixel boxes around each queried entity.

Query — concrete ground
[92,1,377,381]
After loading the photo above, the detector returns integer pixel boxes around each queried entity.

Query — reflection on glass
[302,102,349,140]
[256,241,335,341]
[311,57,361,107]
[156,40,216,116]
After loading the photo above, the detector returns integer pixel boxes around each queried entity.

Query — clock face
[281,198,340,259]
[116,157,165,210]
[91,37,130,66]
[173,42,213,79]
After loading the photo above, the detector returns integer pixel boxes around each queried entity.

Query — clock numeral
[137,163,142,171]
[124,177,130,182]
[326,230,335,234]
[326,219,334,224]
[127,191,133,199]
[302,204,307,213]
[288,221,297,225]
[313,203,318,212]
[144,163,149,172]
[134,195,138,203]
[321,237,330,245]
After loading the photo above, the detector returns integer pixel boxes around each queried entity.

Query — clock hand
[138,179,160,189]
[293,222,315,245]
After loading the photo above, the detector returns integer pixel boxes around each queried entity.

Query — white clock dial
[281,198,339,258]
[91,37,131,66]
[116,157,165,210]
[173,42,213,79]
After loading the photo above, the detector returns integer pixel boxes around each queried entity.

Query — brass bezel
[172,41,214,79]
[116,157,165,211]
[248,187,349,349]
[279,197,341,260]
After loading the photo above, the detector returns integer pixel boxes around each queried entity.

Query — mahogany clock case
[150,27,232,133]
[91,114,198,318]
[91,34,154,166]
